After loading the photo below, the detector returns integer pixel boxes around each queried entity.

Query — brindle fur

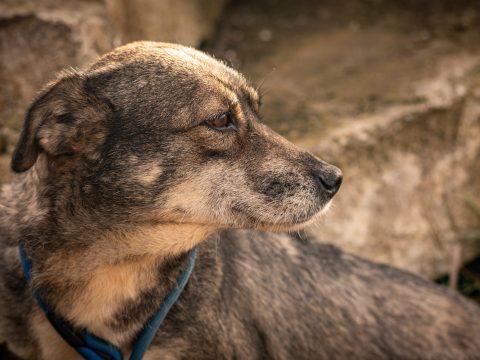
[0,42,479,359]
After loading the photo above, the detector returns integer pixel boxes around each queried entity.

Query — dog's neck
[2,163,216,348]
[28,224,214,346]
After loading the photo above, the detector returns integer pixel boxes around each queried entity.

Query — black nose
[312,165,343,195]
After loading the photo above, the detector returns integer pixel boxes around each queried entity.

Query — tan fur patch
[134,162,163,185]
[62,255,159,343]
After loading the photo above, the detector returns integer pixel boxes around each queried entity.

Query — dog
[0,41,479,359]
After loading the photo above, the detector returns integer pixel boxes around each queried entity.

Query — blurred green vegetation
[437,261,480,304]
[436,198,480,303]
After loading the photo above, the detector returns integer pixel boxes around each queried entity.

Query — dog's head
[12,42,342,240]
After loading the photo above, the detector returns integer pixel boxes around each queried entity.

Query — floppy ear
[11,72,109,173]
[11,82,55,172]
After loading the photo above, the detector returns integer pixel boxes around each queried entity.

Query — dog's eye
[205,113,236,131]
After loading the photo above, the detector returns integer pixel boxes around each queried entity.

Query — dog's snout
[312,165,343,195]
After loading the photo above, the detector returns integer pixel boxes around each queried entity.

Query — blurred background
[0,0,479,299]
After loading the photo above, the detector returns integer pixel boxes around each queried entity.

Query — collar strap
[19,245,197,360]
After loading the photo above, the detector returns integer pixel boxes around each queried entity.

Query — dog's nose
[312,165,343,195]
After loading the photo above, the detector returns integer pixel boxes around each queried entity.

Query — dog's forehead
[88,42,259,127]
[92,42,258,100]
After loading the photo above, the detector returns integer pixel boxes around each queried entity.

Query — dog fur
[0,41,479,359]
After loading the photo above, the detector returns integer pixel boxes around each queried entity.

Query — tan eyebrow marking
[232,102,245,124]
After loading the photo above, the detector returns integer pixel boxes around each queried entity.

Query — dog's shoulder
[184,229,480,359]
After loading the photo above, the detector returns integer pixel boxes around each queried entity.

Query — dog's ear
[11,72,110,172]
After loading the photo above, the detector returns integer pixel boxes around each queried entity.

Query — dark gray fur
[0,42,479,359]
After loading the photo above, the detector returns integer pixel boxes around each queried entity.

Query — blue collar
[19,245,197,360]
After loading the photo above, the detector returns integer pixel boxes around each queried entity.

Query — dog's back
[144,230,480,359]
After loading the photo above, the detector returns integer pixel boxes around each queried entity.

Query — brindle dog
[0,42,479,360]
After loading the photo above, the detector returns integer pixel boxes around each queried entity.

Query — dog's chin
[240,200,333,233]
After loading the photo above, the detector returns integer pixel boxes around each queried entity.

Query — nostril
[312,167,343,194]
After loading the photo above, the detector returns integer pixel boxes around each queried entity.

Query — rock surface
[208,0,480,278]
[0,0,115,131]
[106,0,226,46]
